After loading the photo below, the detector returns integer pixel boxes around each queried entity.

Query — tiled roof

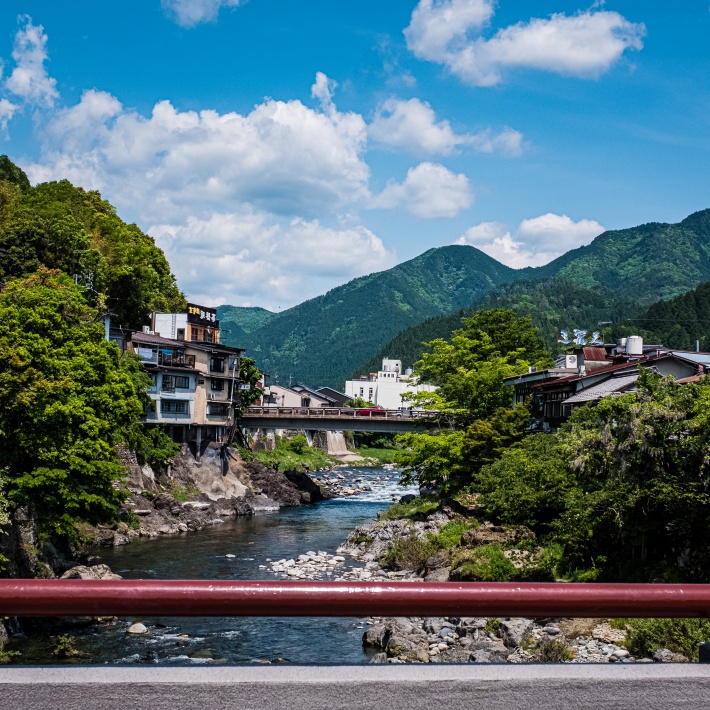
[564,373,639,404]
[131,331,244,353]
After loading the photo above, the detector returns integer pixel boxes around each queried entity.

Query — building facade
[125,305,245,454]
[344,358,437,409]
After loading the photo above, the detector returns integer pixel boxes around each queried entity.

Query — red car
[355,405,386,416]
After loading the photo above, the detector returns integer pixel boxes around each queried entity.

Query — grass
[251,435,337,472]
[379,531,438,572]
[352,447,406,465]
[378,495,440,521]
[625,618,710,661]
[169,483,200,502]
[429,519,478,548]
[451,544,517,582]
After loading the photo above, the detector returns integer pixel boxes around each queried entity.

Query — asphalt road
[2,664,710,709]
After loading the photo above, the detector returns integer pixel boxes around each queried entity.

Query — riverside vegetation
[347,307,710,662]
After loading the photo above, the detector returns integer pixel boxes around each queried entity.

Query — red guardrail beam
[2,581,710,618]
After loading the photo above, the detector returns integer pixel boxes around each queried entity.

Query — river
[13,466,415,665]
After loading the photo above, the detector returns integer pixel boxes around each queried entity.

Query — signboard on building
[187,303,218,326]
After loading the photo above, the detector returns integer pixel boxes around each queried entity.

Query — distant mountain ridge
[220,208,710,388]
[219,245,514,388]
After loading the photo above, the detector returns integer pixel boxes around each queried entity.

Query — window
[162,375,175,392]
[208,403,229,417]
[160,400,189,414]
[211,379,225,391]
[176,328,185,341]
[359,387,364,397]
[174,375,190,389]
[191,326,200,341]
[210,356,225,373]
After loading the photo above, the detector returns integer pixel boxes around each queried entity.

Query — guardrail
[244,407,438,420]
[2,580,710,618]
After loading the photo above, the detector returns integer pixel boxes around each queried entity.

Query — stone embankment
[92,443,333,547]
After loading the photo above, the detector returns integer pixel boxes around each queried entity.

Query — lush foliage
[0,158,185,329]
[614,280,710,352]
[529,208,710,303]
[359,278,638,374]
[625,618,710,662]
[473,370,710,581]
[237,356,265,411]
[250,435,335,472]
[0,270,147,534]
[398,310,548,491]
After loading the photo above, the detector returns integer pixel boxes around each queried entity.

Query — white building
[344,359,437,410]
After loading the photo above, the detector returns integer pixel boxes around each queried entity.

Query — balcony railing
[158,352,195,368]
[1,581,710,618]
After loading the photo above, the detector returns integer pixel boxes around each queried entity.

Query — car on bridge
[355,405,388,416]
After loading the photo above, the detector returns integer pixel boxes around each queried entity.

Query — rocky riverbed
[268,497,690,665]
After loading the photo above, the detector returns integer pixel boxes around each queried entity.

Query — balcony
[158,351,195,368]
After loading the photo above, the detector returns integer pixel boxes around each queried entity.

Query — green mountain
[0,156,184,329]
[216,305,277,342]
[220,245,515,388]
[526,209,710,303]
[612,281,710,352]
[357,278,640,375]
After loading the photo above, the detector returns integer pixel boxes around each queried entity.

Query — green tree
[412,309,550,422]
[399,310,550,491]
[237,356,265,411]
[0,160,185,329]
[0,269,147,534]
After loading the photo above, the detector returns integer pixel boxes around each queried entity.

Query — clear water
[13,467,415,665]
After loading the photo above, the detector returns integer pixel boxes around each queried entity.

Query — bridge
[240,406,440,433]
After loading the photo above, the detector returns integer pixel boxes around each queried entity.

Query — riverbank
[275,493,694,664]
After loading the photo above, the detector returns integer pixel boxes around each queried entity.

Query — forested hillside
[613,281,710,351]
[220,245,515,388]
[357,278,639,375]
[221,208,710,388]
[527,209,710,303]
[0,156,185,328]
[216,305,277,341]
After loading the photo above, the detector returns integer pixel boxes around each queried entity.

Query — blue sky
[1,1,709,309]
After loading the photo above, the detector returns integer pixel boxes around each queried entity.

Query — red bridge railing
[2,580,710,618]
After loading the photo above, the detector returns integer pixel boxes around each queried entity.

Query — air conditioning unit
[565,354,578,369]
[142,326,151,334]
[208,393,216,400]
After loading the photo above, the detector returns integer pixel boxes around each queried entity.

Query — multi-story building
[126,305,245,456]
[344,358,437,409]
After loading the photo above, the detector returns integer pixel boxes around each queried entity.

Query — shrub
[453,544,517,581]
[626,618,710,661]
[534,638,575,663]
[379,532,438,572]
[379,495,440,521]
[288,435,309,454]
[431,520,478,548]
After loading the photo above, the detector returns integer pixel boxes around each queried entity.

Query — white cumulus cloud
[369,97,522,157]
[4,16,58,107]
[149,210,396,309]
[0,99,19,134]
[405,1,645,86]
[371,162,472,218]
[455,213,604,267]
[28,81,369,224]
[161,0,244,27]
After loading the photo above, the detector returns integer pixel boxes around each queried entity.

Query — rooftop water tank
[405,368,413,376]
[617,337,627,353]
[626,335,643,356]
